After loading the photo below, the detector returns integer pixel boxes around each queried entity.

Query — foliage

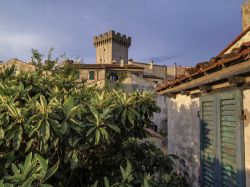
[0,53,185,186]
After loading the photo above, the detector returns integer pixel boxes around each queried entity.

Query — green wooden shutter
[200,90,245,187]
[217,91,245,187]
[200,95,217,187]
[89,71,95,80]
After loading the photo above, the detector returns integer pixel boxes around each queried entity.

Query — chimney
[120,59,124,67]
[149,60,154,70]
[242,0,250,31]
[128,58,133,65]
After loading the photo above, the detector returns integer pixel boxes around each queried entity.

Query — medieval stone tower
[242,0,250,31]
[93,30,131,64]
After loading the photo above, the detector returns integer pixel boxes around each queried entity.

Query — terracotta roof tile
[157,42,250,92]
[219,25,250,56]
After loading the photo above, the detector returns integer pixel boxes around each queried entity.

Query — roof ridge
[218,25,250,56]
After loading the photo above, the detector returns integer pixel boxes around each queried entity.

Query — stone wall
[80,69,106,87]
[167,94,200,187]
[112,42,129,64]
[243,89,250,187]
[131,61,166,80]
[242,1,250,31]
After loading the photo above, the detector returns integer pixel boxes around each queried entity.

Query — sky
[0,0,246,66]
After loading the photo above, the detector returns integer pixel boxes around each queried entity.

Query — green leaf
[86,127,96,137]
[0,127,4,140]
[42,120,50,142]
[60,121,68,135]
[143,178,149,187]
[22,152,33,180]
[120,165,126,180]
[13,126,23,151]
[25,139,34,152]
[35,154,48,174]
[107,124,120,133]
[99,128,109,141]
[20,176,35,187]
[44,160,60,181]
[121,109,127,125]
[103,177,110,187]
[95,129,100,145]
[0,180,4,187]
[11,163,20,174]
[89,106,99,121]
[91,181,98,187]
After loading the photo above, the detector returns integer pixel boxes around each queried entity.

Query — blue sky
[0,0,245,66]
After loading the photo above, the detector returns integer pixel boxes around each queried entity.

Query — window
[109,73,118,81]
[89,71,95,80]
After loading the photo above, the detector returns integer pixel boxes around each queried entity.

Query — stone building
[157,3,250,187]
[0,58,35,73]
[76,30,168,88]
[79,30,190,88]
[94,31,131,64]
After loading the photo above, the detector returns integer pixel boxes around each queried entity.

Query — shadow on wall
[168,97,248,186]
[168,98,200,187]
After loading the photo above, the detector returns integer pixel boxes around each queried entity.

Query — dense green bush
[0,62,185,186]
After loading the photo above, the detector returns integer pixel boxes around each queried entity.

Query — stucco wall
[244,89,250,187]
[131,61,166,79]
[168,95,200,187]
[80,69,106,87]
[153,95,168,133]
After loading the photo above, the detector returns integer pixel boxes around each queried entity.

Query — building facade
[157,5,250,186]
[94,30,131,64]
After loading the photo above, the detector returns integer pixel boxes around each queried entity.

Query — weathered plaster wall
[123,73,156,91]
[153,95,168,133]
[168,95,200,187]
[80,69,106,87]
[130,61,166,80]
[243,89,250,187]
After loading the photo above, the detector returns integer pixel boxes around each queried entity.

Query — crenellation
[94,30,131,64]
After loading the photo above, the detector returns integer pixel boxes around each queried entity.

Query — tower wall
[94,31,131,64]
[242,1,250,31]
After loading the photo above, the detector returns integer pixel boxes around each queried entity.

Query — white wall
[244,89,250,187]
[168,94,200,187]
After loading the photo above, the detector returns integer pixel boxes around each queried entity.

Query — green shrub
[0,62,185,186]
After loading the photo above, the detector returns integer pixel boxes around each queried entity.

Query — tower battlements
[94,30,131,48]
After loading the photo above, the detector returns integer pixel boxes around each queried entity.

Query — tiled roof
[73,63,144,70]
[219,25,250,56]
[156,41,250,92]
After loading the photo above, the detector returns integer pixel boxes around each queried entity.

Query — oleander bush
[0,52,185,187]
